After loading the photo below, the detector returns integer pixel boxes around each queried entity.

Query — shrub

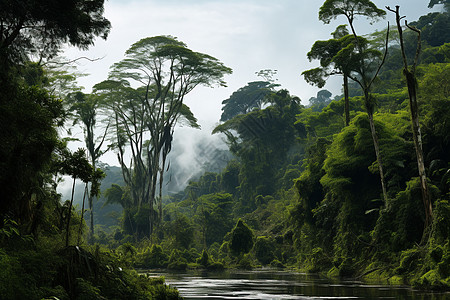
[395,248,422,275]
[137,244,168,268]
[253,236,275,265]
[167,250,187,271]
[229,219,254,257]
[237,254,253,270]
[270,259,285,268]
[207,261,225,271]
[197,250,210,268]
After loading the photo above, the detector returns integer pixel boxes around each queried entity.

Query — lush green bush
[229,219,254,257]
[0,244,182,300]
[237,254,253,270]
[270,259,285,268]
[167,249,188,271]
[253,236,275,265]
[197,249,210,267]
[135,244,168,268]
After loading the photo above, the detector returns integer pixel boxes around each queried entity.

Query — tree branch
[368,22,390,89]
[43,56,105,66]
[405,20,421,73]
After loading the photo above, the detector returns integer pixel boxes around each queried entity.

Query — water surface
[151,270,449,299]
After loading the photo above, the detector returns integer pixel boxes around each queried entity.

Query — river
[150,270,449,299]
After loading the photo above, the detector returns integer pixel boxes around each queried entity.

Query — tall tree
[0,0,110,227]
[56,148,93,247]
[220,81,276,122]
[303,25,355,125]
[319,0,389,202]
[96,36,232,238]
[221,70,279,121]
[308,89,333,112]
[66,91,109,239]
[94,79,152,237]
[214,89,303,211]
[387,5,433,237]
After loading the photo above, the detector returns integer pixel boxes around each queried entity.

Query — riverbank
[0,243,181,299]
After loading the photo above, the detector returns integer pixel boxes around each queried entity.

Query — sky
[61,0,441,181]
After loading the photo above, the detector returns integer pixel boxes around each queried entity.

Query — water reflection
[150,270,449,300]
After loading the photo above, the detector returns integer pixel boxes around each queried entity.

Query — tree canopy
[318,0,386,25]
[0,0,111,67]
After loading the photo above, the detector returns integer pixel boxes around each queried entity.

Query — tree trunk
[89,194,94,239]
[89,155,94,240]
[78,184,88,245]
[388,5,432,239]
[405,70,432,230]
[365,92,388,203]
[65,177,76,247]
[345,12,389,203]
[344,74,350,126]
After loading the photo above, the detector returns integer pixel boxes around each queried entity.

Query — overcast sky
[62,0,441,171]
[64,0,439,123]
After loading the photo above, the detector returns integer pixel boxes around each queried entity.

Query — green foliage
[136,244,168,268]
[1,0,450,294]
[197,249,210,267]
[237,254,253,270]
[195,193,233,246]
[308,90,333,112]
[220,81,277,121]
[374,178,439,252]
[433,200,450,244]
[163,213,194,250]
[0,243,182,300]
[167,249,188,271]
[293,138,331,225]
[270,259,285,268]
[97,36,232,239]
[118,242,137,266]
[74,277,102,299]
[297,97,365,138]
[253,236,275,265]
[419,63,450,101]
[0,0,110,67]
[415,270,449,290]
[411,12,450,47]
[309,247,332,272]
[0,82,63,222]
[229,219,254,257]
[318,0,386,25]
[195,247,225,271]
[0,218,20,244]
[0,249,24,299]
[215,89,304,211]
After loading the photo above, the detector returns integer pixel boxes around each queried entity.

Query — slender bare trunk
[65,177,76,247]
[405,71,432,229]
[89,155,95,240]
[346,14,390,203]
[343,74,350,126]
[366,107,388,203]
[89,194,94,239]
[387,5,432,238]
[78,184,88,245]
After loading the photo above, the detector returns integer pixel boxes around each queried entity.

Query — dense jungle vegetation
[1,0,450,298]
